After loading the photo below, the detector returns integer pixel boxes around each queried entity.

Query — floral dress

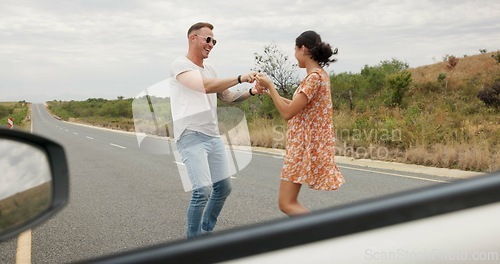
[281,68,345,190]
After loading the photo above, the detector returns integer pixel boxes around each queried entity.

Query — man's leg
[176,130,212,238]
[187,186,211,238]
[202,178,232,233]
[202,137,232,233]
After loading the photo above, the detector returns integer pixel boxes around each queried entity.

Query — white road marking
[110,143,126,149]
[86,136,94,140]
[337,165,449,183]
[251,151,449,183]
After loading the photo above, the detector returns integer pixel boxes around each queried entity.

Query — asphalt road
[0,104,464,263]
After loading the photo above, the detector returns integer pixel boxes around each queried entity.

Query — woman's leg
[278,180,310,216]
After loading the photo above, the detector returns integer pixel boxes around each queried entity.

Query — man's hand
[240,72,258,83]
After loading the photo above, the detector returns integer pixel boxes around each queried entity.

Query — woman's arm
[268,86,307,121]
[281,97,292,105]
[257,74,307,121]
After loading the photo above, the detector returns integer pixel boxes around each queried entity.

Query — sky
[0,0,499,103]
[0,139,51,200]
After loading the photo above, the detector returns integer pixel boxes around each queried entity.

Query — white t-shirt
[169,56,220,140]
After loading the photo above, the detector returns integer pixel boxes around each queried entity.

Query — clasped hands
[240,72,274,95]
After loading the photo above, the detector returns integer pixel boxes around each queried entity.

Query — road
[1,104,461,263]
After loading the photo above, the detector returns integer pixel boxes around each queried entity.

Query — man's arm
[218,86,262,103]
[203,72,257,93]
[203,77,240,93]
[176,71,257,94]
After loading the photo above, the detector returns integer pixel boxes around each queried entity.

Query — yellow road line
[16,229,31,264]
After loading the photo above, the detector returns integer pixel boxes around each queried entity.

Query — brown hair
[187,22,214,37]
[295,30,338,67]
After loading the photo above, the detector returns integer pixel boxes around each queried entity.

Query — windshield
[0,1,498,263]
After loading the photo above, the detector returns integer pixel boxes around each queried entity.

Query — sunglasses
[194,35,217,46]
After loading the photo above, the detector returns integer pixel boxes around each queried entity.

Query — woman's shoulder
[304,68,327,82]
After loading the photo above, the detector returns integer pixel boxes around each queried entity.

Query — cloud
[0,140,51,200]
[0,0,499,102]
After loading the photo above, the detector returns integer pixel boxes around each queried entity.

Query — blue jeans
[176,130,232,238]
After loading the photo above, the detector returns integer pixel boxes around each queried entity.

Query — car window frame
[85,171,500,264]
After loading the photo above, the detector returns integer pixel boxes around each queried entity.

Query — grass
[397,52,500,171]
[69,117,136,132]
[243,52,500,172]
[0,182,51,232]
[0,102,31,131]
[248,118,287,149]
[43,52,500,172]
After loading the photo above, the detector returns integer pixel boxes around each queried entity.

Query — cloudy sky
[0,139,51,200]
[1,0,499,102]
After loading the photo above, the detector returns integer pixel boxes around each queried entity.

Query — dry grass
[244,52,500,172]
[0,182,51,230]
[72,117,136,132]
[404,143,499,172]
[411,52,500,90]
[248,118,286,149]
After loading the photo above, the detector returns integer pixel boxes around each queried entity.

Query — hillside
[44,52,500,172]
[411,52,500,88]
[330,51,500,172]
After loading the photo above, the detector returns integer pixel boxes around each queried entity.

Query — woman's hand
[256,73,274,90]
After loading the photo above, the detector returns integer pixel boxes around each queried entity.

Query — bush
[477,82,500,108]
[0,105,10,117]
[332,59,410,111]
[385,71,412,107]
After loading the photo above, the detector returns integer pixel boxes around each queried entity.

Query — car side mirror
[0,128,69,241]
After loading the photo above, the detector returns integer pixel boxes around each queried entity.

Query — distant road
[0,104,465,264]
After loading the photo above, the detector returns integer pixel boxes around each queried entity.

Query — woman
[256,30,345,216]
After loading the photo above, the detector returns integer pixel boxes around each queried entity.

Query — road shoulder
[249,146,485,179]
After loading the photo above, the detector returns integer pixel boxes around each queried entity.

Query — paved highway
[0,104,462,263]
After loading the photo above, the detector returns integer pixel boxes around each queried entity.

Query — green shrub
[385,71,412,107]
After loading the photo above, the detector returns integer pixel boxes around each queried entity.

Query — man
[170,22,261,238]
